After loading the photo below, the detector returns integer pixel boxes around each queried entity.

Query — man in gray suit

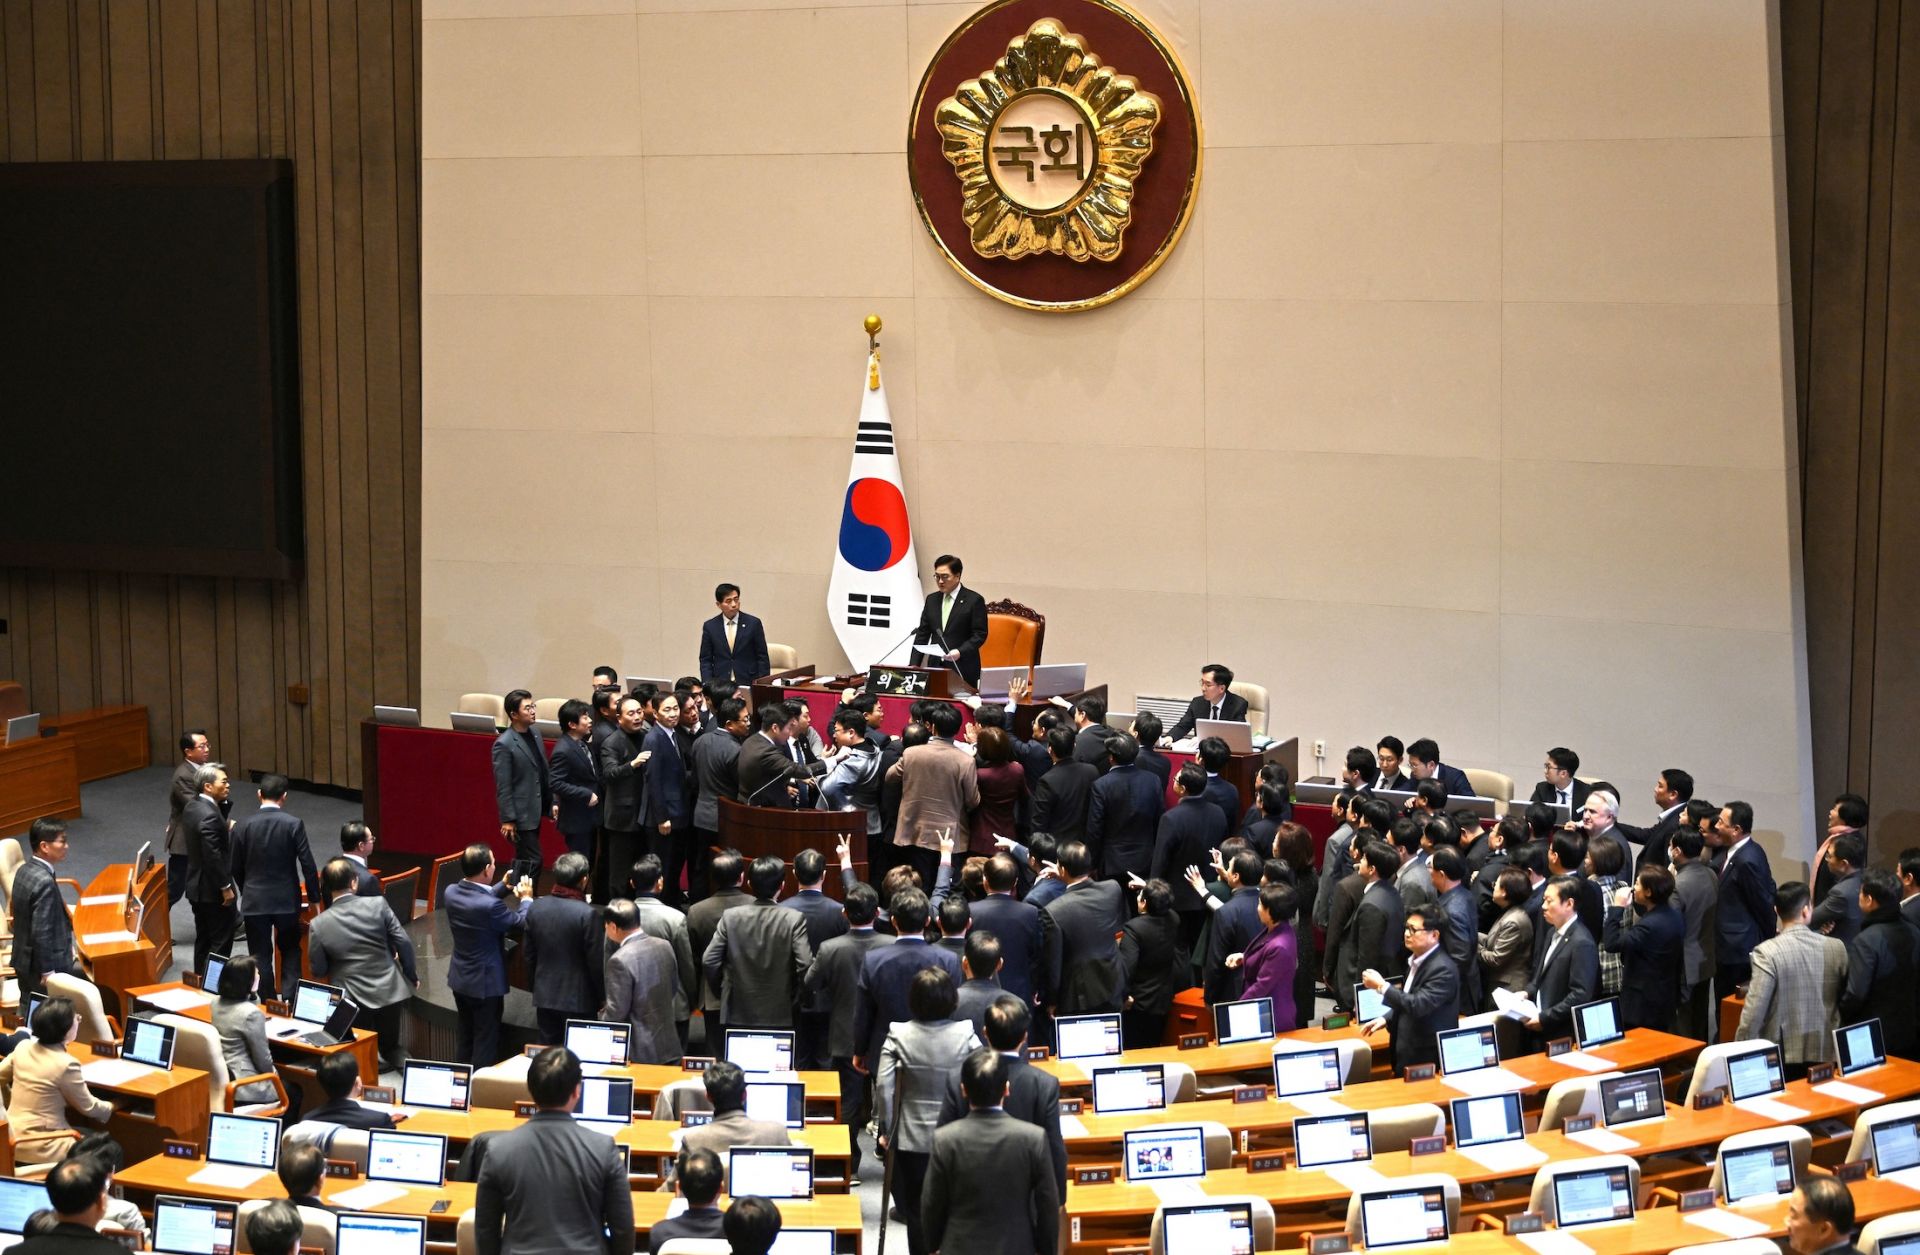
[307,857,418,1071]
[1810,831,1866,944]
[1669,828,1720,1039]
[802,882,891,1182]
[679,1061,791,1160]
[922,1049,1059,1255]
[629,856,697,1054]
[1041,840,1126,1015]
[13,819,82,996]
[491,689,551,876]
[1737,881,1848,1070]
[474,1047,633,1255]
[164,729,211,906]
[702,856,813,1038]
[954,932,1004,1037]
[781,848,848,1070]
[600,898,681,1065]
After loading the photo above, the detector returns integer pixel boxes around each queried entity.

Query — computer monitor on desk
[1030,663,1087,698]
[1195,719,1253,753]
[1294,778,1345,806]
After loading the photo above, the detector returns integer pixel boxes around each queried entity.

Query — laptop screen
[1726,1045,1785,1100]
[1054,1013,1123,1061]
[206,1113,280,1169]
[1837,1020,1886,1075]
[1121,1126,1208,1182]
[1212,998,1274,1045]
[744,1081,806,1129]
[571,1076,634,1126]
[123,1017,176,1070]
[1293,1114,1372,1169]
[1872,1117,1920,1175]
[1720,1142,1795,1205]
[564,1019,632,1067]
[400,1061,471,1111]
[1437,1025,1499,1076]
[725,1030,796,1075]
[766,1231,834,1255]
[1091,1065,1166,1114]
[1573,998,1624,1049]
[0,1179,48,1238]
[366,1131,447,1187]
[318,994,360,1042]
[292,979,342,1025]
[152,1196,237,1255]
[1271,1048,1343,1098]
[1598,1069,1666,1127]
[1451,1093,1525,1147]
[1880,1237,1920,1255]
[1360,1186,1450,1250]
[728,1147,814,1200]
[1553,1166,1635,1227]
[1160,1203,1254,1255]
[335,1213,426,1255]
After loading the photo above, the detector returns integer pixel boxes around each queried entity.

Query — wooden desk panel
[69,1041,209,1162]
[0,735,80,837]
[465,1055,843,1120]
[75,864,171,1023]
[45,705,150,782]
[125,981,383,1088]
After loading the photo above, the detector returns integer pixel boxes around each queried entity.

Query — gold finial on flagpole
[865,315,883,389]
[864,314,882,349]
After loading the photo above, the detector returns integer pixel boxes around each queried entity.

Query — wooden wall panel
[1785,0,1920,860]
[0,0,420,790]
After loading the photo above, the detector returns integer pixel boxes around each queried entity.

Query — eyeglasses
[1403,924,1433,934]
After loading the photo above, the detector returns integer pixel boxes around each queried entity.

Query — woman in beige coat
[0,995,113,1163]
[1476,868,1536,1009]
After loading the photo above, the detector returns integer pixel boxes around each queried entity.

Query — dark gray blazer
[306,894,417,1010]
[630,896,697,1024]
[473,1111,634,1255]
[803,929,893,1060]
[524,894,603,1015]
[490,728,551,830]
[954,977,1002,1037]
[10,856,77,993]
[181,794,235,905]
[230,805,321,917]
[922,1109,1059,1255]
[701,899,813,1027]
[601,931,681,1065]
[971,892,1043,1005]
[687,731,744,830]
[165,759,199,856]
[597,727,645,834]
[1530,919,1599,1039]
[1042,879,1126,1013]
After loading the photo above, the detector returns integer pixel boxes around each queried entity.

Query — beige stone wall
[421,0,1815,852]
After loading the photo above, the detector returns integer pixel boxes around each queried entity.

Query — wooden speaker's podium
[864,664,960,700]
[717,797,868,900]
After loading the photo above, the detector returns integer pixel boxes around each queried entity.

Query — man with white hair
[1580,792,1634,878]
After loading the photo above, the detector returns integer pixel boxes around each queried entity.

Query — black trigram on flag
[854,421,894,455]
[846,591,891,628]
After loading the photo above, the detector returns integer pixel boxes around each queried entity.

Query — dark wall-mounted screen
[0,159,301,579]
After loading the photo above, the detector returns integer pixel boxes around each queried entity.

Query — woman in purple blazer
[1231,883,1301,1029]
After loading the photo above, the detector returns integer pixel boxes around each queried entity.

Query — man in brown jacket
[889,704,978,890]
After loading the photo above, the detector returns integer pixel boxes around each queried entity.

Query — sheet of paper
[1057,1115,1087,1139]
[1732,1096,1809,1121]
[139,987,216,1012]
[1565,1127,1638,1153]
[1456,1140,1549,1174]
[1493,988,1541,1021]
[1323,1163,1392,1193]
[1880,1166,1920,1193]
[1515,1230,1593,1255]
[80,894,126,906]
[265,1016,308,1037]
[329,1183,409,1210]
[80,1058,160,1087]
[80,931,137,946]
[911,644,947,658]
[357,1101,417,1121]
[1811,1080,1884,1104]
[1284,1093,1354,1118]
[1149,1181,1209,1207]
[188,1164,274,1190]
[1445,1067,1530,1097]
[1552,1051,1614,1073]
[1681,1209,1771,1239]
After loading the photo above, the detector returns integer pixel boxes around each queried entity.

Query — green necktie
[941,593,953,631]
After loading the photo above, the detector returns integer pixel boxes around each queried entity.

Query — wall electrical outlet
[1312,739,1326,758]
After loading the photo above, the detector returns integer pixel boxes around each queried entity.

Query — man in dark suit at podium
[914,554,988,687]
[1166,664,1249,743]
[698,583,770,686]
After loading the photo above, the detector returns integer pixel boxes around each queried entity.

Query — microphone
[871,624,921,669]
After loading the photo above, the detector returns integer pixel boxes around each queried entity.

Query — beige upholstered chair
[469,1057,532,1110]
[766,643,799,672]
[44,973,116,1044]
[455,1210,478,1255]
[1344,1173,1462,1241]
[1234,682,1269,735]
[237,1198,336,1255]
[1525,1155,1641,1218]
[533,698,567,722]
[1861,1212,1920,1255]
[456,693,506,727]
[651,1077,710,1121]
[1368,1103,1447,1153]
[1844,1099,1920,1164]
[1684,1040,1772,1106]
[285,1126,369,1172]
[153,1013,288,1115]
[1537,1073,1624,1132]
[1150,1198,1274,1254]
[1464,769,1515,812]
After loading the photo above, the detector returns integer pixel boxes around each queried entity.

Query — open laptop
[1270,1047,1344,1099]
[1552,1164,1635,1228]
[1054,1012,1123,1062]
[3,715,39,746]
[1437,1024,1500,1076]
[372,706,420,727]
[725,1029,796,1075]
[1871,1115,1920,1176]
[1160,1202,1255,1255]
[571,1076,635,1131]
[400,1061,471,1111]
[287,982,358,1048]
[744,1080,805,1129]
[1211,997,1273,1045]
[1121,1126,1208,1182]
[1091,1065,1167,1115]
[1725,1044,1787,1102]
[1292,1113,1372,1168]
[152,1196,238,1255]
[972,666,1028,702]
[0,1177,49,1247]
[335,1213,426,1255]
[766,1232,835,1255]
[1195,719,1254,753]
[1598,1068,1667,1128]
[448,712,496,734]
[1359,1184,1451,1251]
[366,1130,447,1188]
[122,1017,178,1071]
[1029,663,1087,698]
[564,1018,632,1068]
[1719,1139,1796,1207]
[1837,1019,1886,1076]
[1573,998,1625,1050]
[728,1147,814,1200]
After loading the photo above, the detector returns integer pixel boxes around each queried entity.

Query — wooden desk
[74,863,172,1023]
[0,733,80,838]
[43,705,150,782]
[467,1055,844,1121]
[125,981,382,1088]
[69,1041,209,1162]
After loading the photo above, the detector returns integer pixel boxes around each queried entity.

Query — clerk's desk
[1065,1061,1920,1252]
[113,1152,866,1252]
[63,1041,209,1164]
[124,980,382,1089]
[71,863,172,1023]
